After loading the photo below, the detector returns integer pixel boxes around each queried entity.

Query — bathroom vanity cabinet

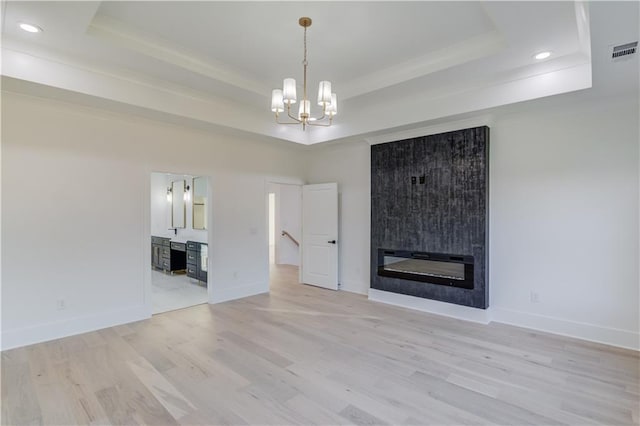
[151,236,186,273]
[186,241,208,285]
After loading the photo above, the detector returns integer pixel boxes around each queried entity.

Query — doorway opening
[150,172,210,314]
[266,183,302,289]
[268,192,276,265]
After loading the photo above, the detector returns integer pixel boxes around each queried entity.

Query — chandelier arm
[307,116,334,127]
[277,119,304,125]
[313,111,327,122]
[286,110,302,122]
[307,120,333,127]
[307,103,327,122]
[275,110,301,125]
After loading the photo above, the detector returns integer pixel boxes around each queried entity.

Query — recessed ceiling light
[18,22,42,33]
[534,51,551,60]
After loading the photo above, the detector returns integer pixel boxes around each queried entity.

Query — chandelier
[270,17,337,131]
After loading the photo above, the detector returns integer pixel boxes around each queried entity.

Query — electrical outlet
[530,292,540,303]
[56,299,66,310]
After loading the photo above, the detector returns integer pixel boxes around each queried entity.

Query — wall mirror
[192,176,207,230]
[171,179,186,228]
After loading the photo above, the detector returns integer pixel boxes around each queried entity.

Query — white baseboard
[368,288,491,324]
[1,305,149,351]
[367,289,639,350]
[210,281,268,304]
[339,279,368,295]
[491,307,640,351]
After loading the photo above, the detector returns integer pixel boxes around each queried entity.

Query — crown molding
[87,14,270,98]
[341,31,506,100]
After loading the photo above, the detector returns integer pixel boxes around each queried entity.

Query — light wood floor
[2,265,639,425]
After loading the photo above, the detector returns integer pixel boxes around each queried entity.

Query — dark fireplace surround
[370,126,489,309]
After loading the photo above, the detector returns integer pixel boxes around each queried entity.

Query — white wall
[305,93,639,349]
[306,141,371,295]
[1,91,306,350]
[489,94,639,349]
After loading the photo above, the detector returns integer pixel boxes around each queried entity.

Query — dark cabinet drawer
[186,265,198,279]
[187,251,198,264]
[171,242,186,252]
[161,247,170,257]
[152,236,170,245]
[186,241,199,251]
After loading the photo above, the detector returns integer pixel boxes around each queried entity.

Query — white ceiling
[1,1,637,145]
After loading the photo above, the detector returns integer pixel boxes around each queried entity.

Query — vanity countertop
[172,238,207,244]
[151,235,206,244]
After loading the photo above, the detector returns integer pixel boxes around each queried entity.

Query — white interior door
[302,183,338,290]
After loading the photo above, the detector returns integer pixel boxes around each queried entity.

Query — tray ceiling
[0,1,602,145]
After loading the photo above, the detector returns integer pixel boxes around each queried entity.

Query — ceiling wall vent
[611,41,637,62]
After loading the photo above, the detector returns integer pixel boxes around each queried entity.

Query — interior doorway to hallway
[269,192,276,265]
[266,183,302,286]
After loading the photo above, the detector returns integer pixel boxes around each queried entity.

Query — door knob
[328,240,337,244]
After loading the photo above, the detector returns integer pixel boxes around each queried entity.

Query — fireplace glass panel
[382,256,464,280]
[377,249,474,289]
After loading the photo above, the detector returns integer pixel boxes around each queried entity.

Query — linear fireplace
[378,249,474,289]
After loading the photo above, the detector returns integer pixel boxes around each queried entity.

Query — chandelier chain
[303,25,308,66]
[303,26,308,107]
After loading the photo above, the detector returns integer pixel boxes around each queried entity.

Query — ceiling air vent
[611,41,637,61]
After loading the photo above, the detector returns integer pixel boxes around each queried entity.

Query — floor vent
[611,41,637,61]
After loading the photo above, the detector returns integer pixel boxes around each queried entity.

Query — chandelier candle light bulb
[298,100,311,120]
[282,78,297,104]
[317,81,332,105]
[327,93,338,117]
[271,17,337,130]
[271,89,284,113]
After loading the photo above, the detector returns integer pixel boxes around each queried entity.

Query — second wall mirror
[192,176,207,230]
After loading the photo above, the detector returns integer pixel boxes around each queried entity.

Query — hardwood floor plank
[339,404,388,426]
[1,349,43,425]
[126,359,196,421]
[218,330,293,369]
[408,370,564,425]
[374,375,493,425]
[28,346,77,425]
[94,386,138,426]
[121,333,178,372]
[162,370,251,425]
[54,360,112,425]
[284,394,351,426]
